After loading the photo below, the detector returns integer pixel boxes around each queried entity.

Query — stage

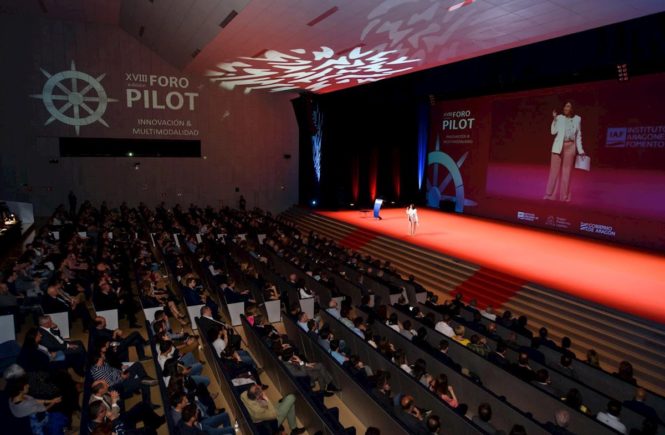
[318,208,665,325]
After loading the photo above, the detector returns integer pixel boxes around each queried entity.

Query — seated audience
[176,401,234,435]
[92,315,148,364]
[596,399,627,434]
[613,361,637,385]
[38,314,86,376]
[533,368,559,397]
[89,346,157,403]
[279,347,339,396]
[7,375,68,435]
[89,379,164,433]
[471,403,499,434]
[452,325,470,346]
[562,388,591,415]
[488,342,510,369]
[623,387,662,424]
[240,383,306,435]
[546,409,574,435]
[585,349,600,368]
[396,394,429,435]
[511,352,535,382]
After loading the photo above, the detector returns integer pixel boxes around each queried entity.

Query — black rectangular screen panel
[59,137,201,157]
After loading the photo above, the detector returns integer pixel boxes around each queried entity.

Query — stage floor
[318,208,665,324]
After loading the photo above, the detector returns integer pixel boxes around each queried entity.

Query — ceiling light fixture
[219,10,238,28]
[448,0,475,12]
[617,64,629,81]
[307,6,339,27]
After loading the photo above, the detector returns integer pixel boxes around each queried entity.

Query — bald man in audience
[396,394,429,435]
[623,388,662,424]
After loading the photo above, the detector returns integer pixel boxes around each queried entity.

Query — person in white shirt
[299,285,314,299]
[434,315,455,338]
[326,299,341,320]
[210,327,228,356]
[596,400,627,434]
[296,312,310,331]
[386,313,401,333]
[480,305,497,321]
[406,204,419,236]
[395,351,412,376]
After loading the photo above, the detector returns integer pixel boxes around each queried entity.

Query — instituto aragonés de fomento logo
[30,61,118,136]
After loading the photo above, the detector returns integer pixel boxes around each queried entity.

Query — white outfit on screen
[551,114,584,154]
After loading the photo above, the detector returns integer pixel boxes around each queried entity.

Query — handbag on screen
[575,155,590,171]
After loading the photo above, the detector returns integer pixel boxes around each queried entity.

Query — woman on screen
[406,204,419,235]
[544,101,586,202]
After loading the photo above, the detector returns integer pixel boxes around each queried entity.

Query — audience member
[596,399,627,434]
[471,403,499,434]
[241,384,306,435]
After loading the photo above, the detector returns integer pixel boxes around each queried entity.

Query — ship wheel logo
[30,61,118,135]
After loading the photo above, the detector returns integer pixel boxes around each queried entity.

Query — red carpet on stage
[318,208,665,325]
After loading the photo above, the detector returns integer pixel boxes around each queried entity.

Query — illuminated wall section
[0,14,299,214]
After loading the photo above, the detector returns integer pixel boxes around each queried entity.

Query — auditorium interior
[1,1,665,435]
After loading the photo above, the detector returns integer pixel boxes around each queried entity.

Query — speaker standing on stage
[545,101,586,202]
[406,204,419,236]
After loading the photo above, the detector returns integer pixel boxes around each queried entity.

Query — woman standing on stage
[406,204,419,236]
[544,101,586,202]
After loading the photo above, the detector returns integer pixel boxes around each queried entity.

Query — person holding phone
[545,101,586,202]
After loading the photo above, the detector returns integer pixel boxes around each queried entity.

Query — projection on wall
[311,102,323,183]
[30,61,201,138]
[30,61,118,136]
[206,46,419,93]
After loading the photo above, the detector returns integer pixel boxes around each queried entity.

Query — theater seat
[255,419,279,435]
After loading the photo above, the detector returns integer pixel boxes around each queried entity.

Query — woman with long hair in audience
[613,360,637,385]
[7,375,68,435]
[16,329,80,422]
[431,373,468,415]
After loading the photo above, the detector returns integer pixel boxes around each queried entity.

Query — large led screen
[426,73,665,250]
